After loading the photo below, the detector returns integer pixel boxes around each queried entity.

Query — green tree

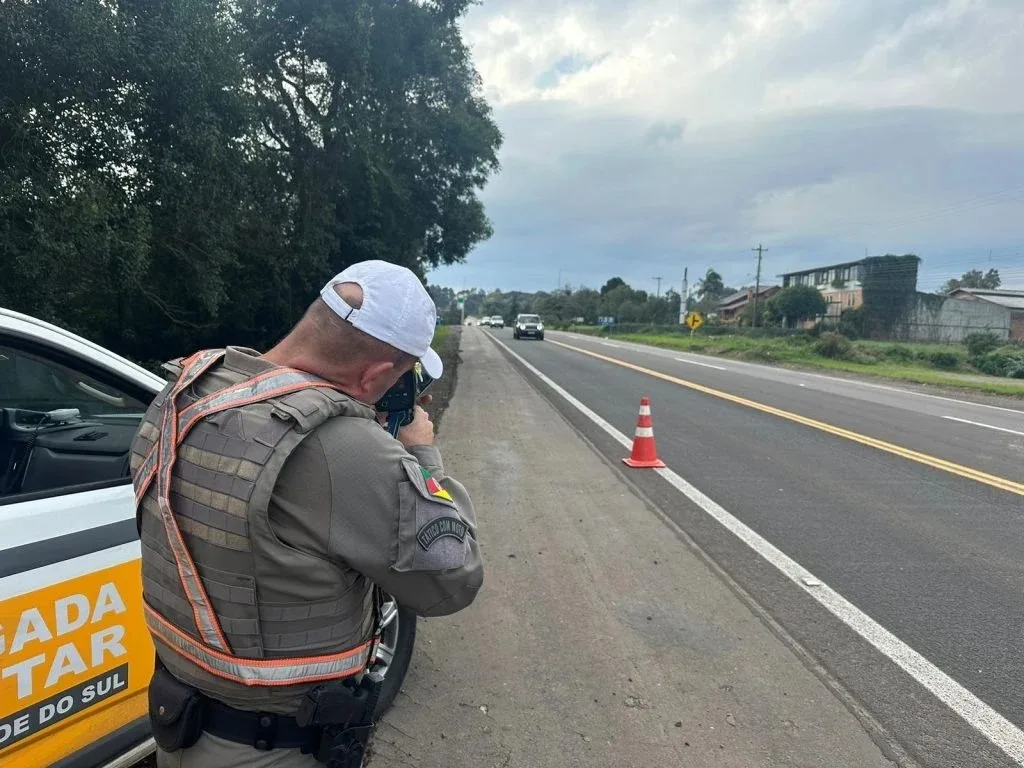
[600,277,626,295]
[941,268,1001,293]
[697,269,725,300]
[0,0,502,363]
[739,302,765,327]
[617,299,644,323]
[765,286,828,325]
[570,288,601,323]
[0,0,151,350]
[239,0,501,278]
[462,289,486,316]
[428,285,456,311]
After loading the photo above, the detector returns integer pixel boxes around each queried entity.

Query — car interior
[0,343,150,500]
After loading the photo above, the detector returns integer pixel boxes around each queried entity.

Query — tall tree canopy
[0,0,502,362]
[941,268,1001,294]
[696,268,725,300]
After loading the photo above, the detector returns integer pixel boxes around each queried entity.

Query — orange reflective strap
[174,367,340,440]
[155,367,344,652]
[154,350,234,651]
[144,605,374,686]
[134,349,226,505]
[135,352,375,684]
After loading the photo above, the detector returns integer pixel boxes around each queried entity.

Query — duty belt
[202,698,321,751]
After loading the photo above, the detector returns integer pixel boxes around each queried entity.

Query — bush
[976,347,1024,378]
[838,307,865,340]
[883,344,915,362]
[964,332,1002,361]
[783,334,813,346]
[850,351,879,365]
[928,350,960,370]
[813,332,853,359]
[740,346,777,362]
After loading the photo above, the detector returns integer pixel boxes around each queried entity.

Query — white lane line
[490,333,1024,766]
[555,332,1024,416]
[600,342,622,348]
[674,357,727,371]
[943,416,1024,437]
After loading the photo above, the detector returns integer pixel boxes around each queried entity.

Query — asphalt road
[484,327,1024,768]
[375,329,900,768]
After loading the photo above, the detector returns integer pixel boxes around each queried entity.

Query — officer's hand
[418,393,433,407]
[398,405,434,447]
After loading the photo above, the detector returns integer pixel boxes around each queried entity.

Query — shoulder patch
[416,517,468,550]
[403,460,456,507]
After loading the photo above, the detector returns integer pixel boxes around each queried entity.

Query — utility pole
[652,276,663,298]
[679,268,688,324]
[751,244,767,327]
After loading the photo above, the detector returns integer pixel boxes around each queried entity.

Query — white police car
[0,308,414,768]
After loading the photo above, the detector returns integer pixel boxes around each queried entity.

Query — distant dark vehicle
[514,314,544,340]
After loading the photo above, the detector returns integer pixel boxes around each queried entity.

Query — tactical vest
[130,349,378,705]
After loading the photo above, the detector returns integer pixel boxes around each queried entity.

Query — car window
[0,343,149,500]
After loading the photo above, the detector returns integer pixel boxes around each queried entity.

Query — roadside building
[946,289,1024,341]
[778,255,1013,341]
[779,258,868,323]
[716,286,780,323]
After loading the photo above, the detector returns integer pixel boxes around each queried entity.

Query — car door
[0,318,163,768]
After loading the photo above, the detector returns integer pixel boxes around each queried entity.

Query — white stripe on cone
[639,406,651,416]
[634,427,654,438]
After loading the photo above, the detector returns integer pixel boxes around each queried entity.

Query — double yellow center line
[550,339,1024,497]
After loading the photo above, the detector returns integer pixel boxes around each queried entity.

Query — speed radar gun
[374,362,434,437]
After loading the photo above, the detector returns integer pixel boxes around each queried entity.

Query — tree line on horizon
[431,266,1006,329]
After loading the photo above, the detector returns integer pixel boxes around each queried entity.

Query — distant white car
[489,316,505,329]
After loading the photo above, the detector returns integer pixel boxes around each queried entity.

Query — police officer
[130,260,483,767]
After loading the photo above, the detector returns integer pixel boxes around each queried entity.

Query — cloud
[643,120,686,145]
[431,0,1024,293]
[535,52,611,90]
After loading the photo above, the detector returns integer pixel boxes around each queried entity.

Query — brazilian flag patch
[420,467,454,503]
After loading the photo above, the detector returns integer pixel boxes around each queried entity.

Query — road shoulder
[371,328,902,768]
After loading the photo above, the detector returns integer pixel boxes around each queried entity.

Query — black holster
[148,664,206,753]
[296,676,383,768]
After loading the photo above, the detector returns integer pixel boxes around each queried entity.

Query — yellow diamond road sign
[685,311,704,330]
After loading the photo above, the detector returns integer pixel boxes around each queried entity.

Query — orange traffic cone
[623,396,666,468]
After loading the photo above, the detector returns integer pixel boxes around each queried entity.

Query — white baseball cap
[320,260,443,380]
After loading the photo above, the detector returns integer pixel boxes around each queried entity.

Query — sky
[428,0,1024,296]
